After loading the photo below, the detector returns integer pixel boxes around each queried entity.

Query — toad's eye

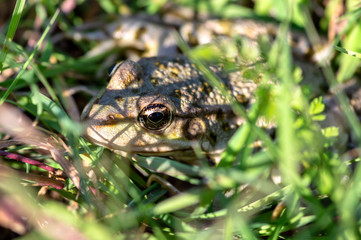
[138,104,173,130]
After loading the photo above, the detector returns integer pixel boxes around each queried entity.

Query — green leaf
[321,126,340,138]
[337,17,361,82]
[0,9,60,105]
[153,191,202,215]
[309,97,325,115]
[317,169,334,195]
[0,0,26,70]
[29,92,82,136]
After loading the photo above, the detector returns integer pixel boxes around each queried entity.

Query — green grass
[1,0,361,239]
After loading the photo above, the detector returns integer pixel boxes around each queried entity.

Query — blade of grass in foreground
[0,0,26,71]
[0,9,60,105]
[272,13,303,189]
[302,5,361,239]
[30,92,82,136]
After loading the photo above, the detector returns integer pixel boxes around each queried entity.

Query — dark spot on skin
[155,62,167,70]
[206,156,216,166]
[199,81,213,95]
[169,72,178,78]
[208,132,217,147]
[252,144,263,154]
[235,93,250,105]
[150,78,160,86]
[115,96,124,102]
[170,89,182,99]
[169,68,180,78]
[131,88,139,94]
[216,110,226,121]
[221,121,230,132]
[268,127,276,140]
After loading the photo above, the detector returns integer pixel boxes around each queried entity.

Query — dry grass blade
[0,165,89,240]
[47,138,81,189]
[0,192,27,235]
[0,103,81,189]
[0,140,22,149]
[0,103,49,148]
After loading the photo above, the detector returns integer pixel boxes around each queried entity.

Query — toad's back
[82,56,263,161]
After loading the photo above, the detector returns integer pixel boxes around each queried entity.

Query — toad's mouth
[132,149,200,162]
[85,128,194,150]
[105,140,194,154]
[85,130,200,159]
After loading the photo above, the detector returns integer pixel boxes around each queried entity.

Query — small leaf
[293,66,303,84]
[312,114,326,121]
[318,169,334,195]
[309,97,325,115]
[321,126,340,138]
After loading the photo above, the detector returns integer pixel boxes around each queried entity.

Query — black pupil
[138,104,172,130]
[148,112,164,123]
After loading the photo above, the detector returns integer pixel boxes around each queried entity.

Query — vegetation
[1,0,361,239]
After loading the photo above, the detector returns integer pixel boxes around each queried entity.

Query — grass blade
[0,0,26,70]
[0,8,60,105]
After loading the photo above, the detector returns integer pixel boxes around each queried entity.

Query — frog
[81,55,274,163]
[79,12,342,164]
